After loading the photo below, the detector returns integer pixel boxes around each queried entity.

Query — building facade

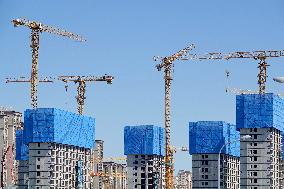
[192,154,239,188]
[92,139,127,189]
[28,143,91,189]
[0,110,22,188]
[17,160,29,188]
[93,140,104,189]
[102,161,127,189]
[240,128,282,188]
[126,154,165,189]
[174,170,192,189]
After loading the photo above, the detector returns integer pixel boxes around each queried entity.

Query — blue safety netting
[124,125,165,156]
[189,121,240,157]
[16,108,95,160]
[15,130,28,160]
[236,93,284,132]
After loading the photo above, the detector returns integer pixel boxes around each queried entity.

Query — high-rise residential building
[93,140,104,189]
[0,109,22,188]
[124,125,165,189]
[92,140,127,189]
[189,121,240,189]
[101,161,127,189]
[16,108,95,189]
[174,170,192,189]
[236,93,284,189]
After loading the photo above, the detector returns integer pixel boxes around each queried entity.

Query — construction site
[1,1,284,189]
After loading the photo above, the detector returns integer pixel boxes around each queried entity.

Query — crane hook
[64,83,68,92]
[225,69,230,78]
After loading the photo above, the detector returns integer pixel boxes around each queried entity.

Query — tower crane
[153,44,196,189]
[57,75,114,115]
[12,18,86,109]
[154,45,284,188]
[182,49,284,94]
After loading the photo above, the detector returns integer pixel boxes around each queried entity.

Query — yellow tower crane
[154,45,284,188]
[153,44,196,189]
[12,18,86,109]
[57,75,114,115]
[183,50,284,94]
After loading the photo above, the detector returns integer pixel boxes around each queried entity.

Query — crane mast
[154,44,195,189]
[58,75,114,115]
[30,29,40,108]
[258,56,268,93]
[12,18,86,109]
[76,80,87,115]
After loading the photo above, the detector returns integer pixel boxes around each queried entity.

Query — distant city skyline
[1,0,284,172]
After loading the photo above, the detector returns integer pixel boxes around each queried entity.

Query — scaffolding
[23,108,95,148]
[189,121,240,157]
[236,93,284,132]
[16,108,95,160]
[124,125,165,156]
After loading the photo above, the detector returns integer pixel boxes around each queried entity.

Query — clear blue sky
[1,0,284,172]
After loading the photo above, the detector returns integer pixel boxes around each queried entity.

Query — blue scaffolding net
[189,121,240,157]
[236,93,284,132]
[15,130,28,160]
[16,108,95,160]
[124,125,165,156]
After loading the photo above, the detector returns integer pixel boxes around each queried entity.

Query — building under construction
[93,140,104,189]
[236,93,284,189]
[189,121,240,189]
[101,161,127,188]
[174,170,192,189]
[124,125,165,189]
[0,109,22,188]
[92,140,127,189]
[16,108,95,189]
